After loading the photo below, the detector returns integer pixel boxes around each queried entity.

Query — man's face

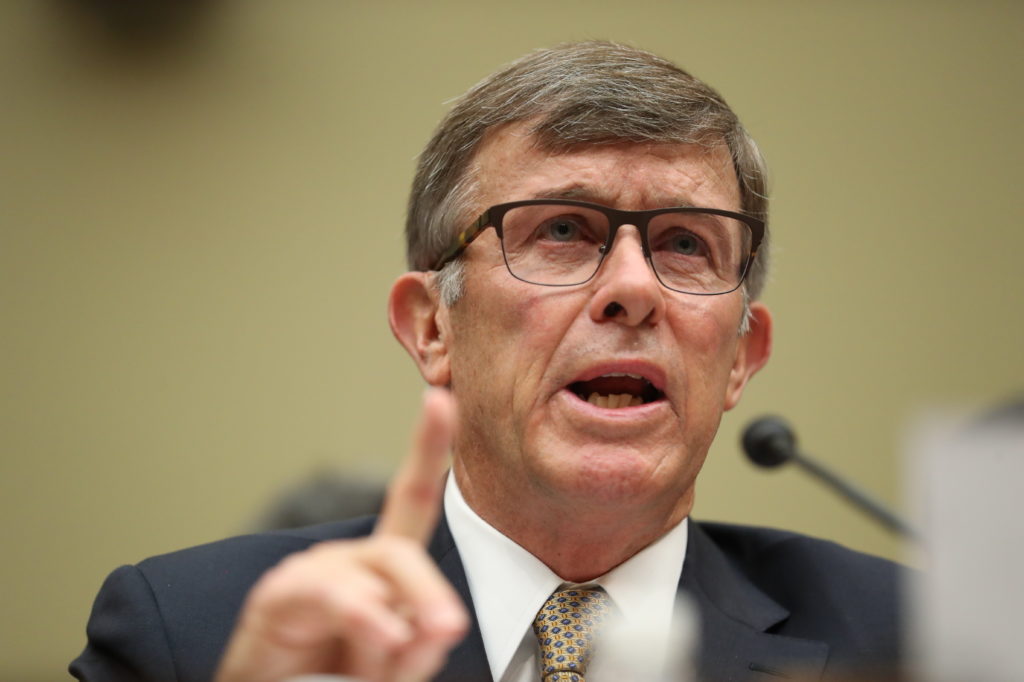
[433,124,769,531]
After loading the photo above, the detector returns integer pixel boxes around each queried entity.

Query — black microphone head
[742,416,797,468]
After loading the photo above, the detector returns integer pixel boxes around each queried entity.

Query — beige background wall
[3,1,1021,678]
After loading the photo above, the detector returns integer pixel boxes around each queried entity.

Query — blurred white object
[600,593,698,682]
[908,402,1024,682]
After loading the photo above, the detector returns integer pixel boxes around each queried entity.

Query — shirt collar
[443,471,688,682]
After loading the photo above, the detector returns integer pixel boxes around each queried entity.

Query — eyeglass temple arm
[429,211,491,271]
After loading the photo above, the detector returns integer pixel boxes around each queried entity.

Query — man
[72,41,901,682]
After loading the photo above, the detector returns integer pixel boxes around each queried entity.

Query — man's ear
[724,302,773,411]
[388,272,451,386]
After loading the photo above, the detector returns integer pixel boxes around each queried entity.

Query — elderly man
[72,42,901,682]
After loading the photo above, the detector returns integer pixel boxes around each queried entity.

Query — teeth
[587,393,642,408]
[603,372,645,380]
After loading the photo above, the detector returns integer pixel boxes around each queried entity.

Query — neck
[454,464,693,582]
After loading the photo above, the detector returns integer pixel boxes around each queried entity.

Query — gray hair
[406,40,770,314]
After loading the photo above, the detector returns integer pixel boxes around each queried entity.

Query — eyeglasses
[429,199,764,295]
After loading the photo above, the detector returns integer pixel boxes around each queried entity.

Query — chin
[535,441,690,507]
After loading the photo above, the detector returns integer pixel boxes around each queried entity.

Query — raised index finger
[374,386,455,543]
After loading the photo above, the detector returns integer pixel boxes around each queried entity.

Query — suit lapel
[428,514,495,682]
[424,513,828,682]
[682,520,828,681]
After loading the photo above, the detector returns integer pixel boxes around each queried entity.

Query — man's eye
[668,231,704,256]
[540,217,583,242]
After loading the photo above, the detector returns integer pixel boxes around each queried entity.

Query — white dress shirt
[443,472,689,682]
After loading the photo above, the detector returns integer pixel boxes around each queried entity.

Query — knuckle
[374,533,420,557]
[249,561,298,605]
[247,540,363,607]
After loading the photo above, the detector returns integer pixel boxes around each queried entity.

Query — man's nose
[588,225,666,326]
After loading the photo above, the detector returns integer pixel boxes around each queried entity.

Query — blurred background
[2,1,1021,678]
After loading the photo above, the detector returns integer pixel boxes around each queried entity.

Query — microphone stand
[742,416,919,540]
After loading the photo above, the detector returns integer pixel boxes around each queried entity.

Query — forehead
[470,122,741,213]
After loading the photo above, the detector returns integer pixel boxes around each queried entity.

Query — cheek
[452,285,573,406]
[502,292,575,396]
[448,285,580,467]
[669,298,743,392]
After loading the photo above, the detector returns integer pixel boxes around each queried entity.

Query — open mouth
[567,372,664,409]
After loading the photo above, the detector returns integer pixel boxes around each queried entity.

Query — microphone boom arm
[742,416,918,540]
[789,449,917,539]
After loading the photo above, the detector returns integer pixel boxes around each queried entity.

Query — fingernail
[381,618,414,648]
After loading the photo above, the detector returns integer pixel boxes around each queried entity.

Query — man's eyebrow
[530,187,700,209]
[531,186,597,201]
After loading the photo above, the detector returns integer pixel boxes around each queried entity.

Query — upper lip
[566,359,668,393]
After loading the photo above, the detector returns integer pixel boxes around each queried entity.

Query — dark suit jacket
[70,517,903,681]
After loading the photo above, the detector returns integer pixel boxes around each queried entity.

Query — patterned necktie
[532,587,611,682]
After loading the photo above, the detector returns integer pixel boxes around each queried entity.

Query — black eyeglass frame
[428,198,765,296]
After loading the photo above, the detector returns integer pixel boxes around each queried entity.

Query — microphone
[741,416,918,539]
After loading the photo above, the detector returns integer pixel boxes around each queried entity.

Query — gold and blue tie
[532,587,610,682]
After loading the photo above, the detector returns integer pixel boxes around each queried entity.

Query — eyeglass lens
[498,203,752,294]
